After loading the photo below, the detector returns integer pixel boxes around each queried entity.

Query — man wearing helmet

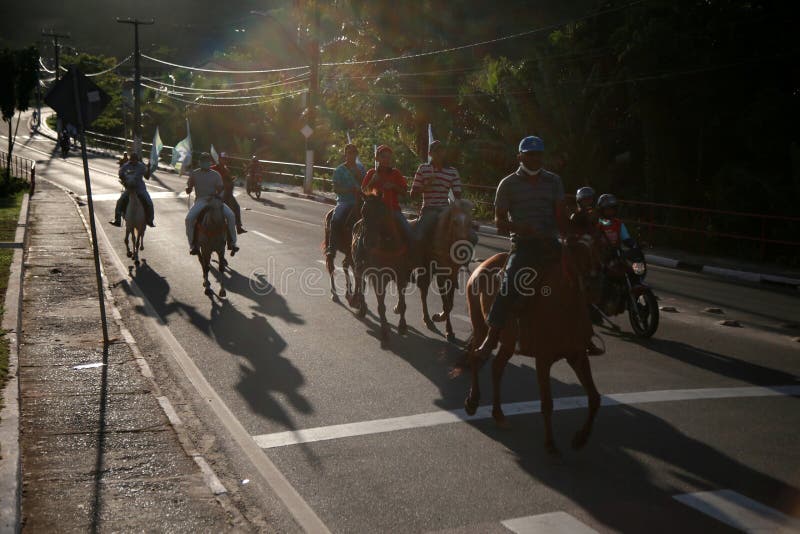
[596,193,635,249]
[569,186,598,237]
[211,152,246,234]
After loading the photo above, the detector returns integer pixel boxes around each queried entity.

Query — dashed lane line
[252,385,800,449]
[251,230,283,244]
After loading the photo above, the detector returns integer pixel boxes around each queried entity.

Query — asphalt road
[5,120,800,533]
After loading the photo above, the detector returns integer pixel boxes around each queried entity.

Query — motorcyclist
[211,152,246,234]
[109,152,156,227]
[59,128,70,155]
[596,194,637,250]
[247,155,261,192]
[569,186,598,236]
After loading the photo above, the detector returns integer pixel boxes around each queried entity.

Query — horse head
[435,199,475,266]
[566,232,602,277]
[360,193,391,248]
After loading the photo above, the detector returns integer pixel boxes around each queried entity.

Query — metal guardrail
[0,150,36,185]
[77,130,798,262]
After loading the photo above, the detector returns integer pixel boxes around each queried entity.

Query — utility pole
[303,1,321,194]
[41,30,69,138]
[116,17,154,157]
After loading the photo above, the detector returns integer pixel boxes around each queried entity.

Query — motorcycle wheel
[629,289,659,338]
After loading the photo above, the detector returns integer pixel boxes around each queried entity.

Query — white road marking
[252,385,800,449]
[673,490,800,532]
[502,512,599,534]
[317,259,344,272]
[452,313,471,323]
[252,230,283,244]
[248,208,321,228]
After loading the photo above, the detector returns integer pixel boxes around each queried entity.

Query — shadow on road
[122,260,319,464]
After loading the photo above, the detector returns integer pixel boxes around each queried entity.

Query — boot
[109,216,122,227]
[236,225,247,234]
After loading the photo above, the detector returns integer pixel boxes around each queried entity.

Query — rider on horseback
[361,145,412,245]
[327,143,363,257]
[185,153,240,256]
[410,140,477,245]
[475,136,603,359]
[109,152,155,227]
[211,152,246,234]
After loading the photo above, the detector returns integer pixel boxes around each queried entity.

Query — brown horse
[411,200,475,342]
[464,235,601,454]
[123,182,146,265]
[196,197,227,298]
[322,201,360,303]
[347,194,411,346]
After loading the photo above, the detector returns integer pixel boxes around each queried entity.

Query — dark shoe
[189,248,199,256]
[109,219,121,227]
[147,221,156,228]
[228,245,240,256]
[236,226,247,234]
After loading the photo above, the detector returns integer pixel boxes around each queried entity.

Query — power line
[320,1,644,67]
[142,82,304,100]
[85,54,133,77]
[141,73,309,93]
[157,90,305,107]
[141,53,310,74]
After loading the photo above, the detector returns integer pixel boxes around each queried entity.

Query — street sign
[300,124,314,139]
[44,69,110,130]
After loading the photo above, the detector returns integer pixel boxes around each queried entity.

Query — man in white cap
[185,152,239,256]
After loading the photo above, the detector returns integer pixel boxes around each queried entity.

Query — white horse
[124,182,146,265]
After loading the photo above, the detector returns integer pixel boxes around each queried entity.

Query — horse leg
[124,230,132,258]
[491,344,514,429]
[139,227,145,250]
[567,354,601,450]
[342,256,353,299]
[397,279,408,336]
[536,358,558,454]
[200,254,212,295]
[464,347,481,415]
[433,274,456,342]
[373,277,389,345]
[327,252,339,302]
[218,250,227,298]
[418,270,434,328]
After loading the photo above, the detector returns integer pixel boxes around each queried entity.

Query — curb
[645,254,800,289]
[0,193,30,534]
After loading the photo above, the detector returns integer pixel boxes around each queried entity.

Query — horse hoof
[357,303,367,318]
[398,323,408,336]
[134,259,140,266]
[205,288,213,296]
[219,288,227,298]
[126,251,132,258]
[464,396,479,416]
[446,332,457,343]
[393,304,401,315]
[432,313,446,323]
[331,294,340,303]
[571,431,590,450]
[424,318,436,330]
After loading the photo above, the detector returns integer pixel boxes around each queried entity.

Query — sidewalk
[17,182,238,532]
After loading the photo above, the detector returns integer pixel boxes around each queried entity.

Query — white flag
[346,131,364,169]
[210,144,219,164]
[171,119,192,175]
[149,127,163,175]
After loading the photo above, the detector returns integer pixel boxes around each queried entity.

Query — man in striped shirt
[411,141,475,244]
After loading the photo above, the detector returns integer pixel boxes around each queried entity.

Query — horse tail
[322,210,332,252]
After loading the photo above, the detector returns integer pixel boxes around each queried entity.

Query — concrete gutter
[0,193,30,534]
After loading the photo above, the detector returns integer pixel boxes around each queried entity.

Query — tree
[0,46,38,184]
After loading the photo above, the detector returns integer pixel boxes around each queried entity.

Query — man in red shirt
[361,145,412,243]
[211,153,246,234]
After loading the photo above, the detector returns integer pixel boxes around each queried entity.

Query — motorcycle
[593,245,660,338]
[246,172,262,199]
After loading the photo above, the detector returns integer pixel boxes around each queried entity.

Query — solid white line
[502,512,599,534]
[252,230,283,244]
[452,313,471,323]
[673,490,800,532]
[253,385,800,449]
[193,456,228,496]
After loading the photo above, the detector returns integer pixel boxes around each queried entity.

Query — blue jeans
[416,206,444,241]
[486,238,560,328]
[115,190,154,224]
[328,201,355,253]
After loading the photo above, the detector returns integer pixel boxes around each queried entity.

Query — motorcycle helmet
[576,186,595,207]
[597,193,618,210]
